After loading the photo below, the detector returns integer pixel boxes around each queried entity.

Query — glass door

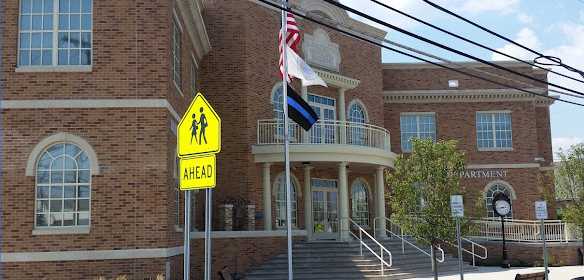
[308,94,336,144]
[311,179,339,240]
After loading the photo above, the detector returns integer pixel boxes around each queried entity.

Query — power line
[321,0,584,98]
[255,0,584,107]
[368,0,584,85]
[422,0,584,79]
[381,38,584,100]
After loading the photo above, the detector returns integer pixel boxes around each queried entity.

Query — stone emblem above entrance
[303,29,341,72]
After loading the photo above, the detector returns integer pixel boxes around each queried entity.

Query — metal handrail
[342,218,393,277]
[373,217,445,263]
[443,237,488,266]
[471,218,580,243]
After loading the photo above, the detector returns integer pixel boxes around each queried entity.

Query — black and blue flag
[286,85,319,131]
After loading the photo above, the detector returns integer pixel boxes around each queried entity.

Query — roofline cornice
[383,88,554,106]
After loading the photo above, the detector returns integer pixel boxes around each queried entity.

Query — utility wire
[321,0,584,98]
[256,0,584,107]
[422,0,584,79]
[382,38,584,100]
[368,0,584,85]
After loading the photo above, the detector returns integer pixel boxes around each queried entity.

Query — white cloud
[517,13,533,24]
[491,28,540,61]
[459,0,520,14]
[553,137,583,158]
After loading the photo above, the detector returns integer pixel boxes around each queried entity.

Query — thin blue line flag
[287,85,319,131]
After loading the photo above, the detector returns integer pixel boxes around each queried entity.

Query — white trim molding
[26,133,100,176]
[314,68,360,90]
[15,65,92,73]
[384,88,553,105]
[1,99,180,120]
[191,230,307,239]
[32,227,90,236]
[466,163,540,169]
[175,0,211,63]
[0,247,183,263]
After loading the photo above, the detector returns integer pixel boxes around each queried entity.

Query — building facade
[0,0,562,279]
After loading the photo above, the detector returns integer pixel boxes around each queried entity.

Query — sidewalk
[413,266,584,280]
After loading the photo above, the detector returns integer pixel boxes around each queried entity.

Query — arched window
[35,143,91,228]
[351,179,369,227]
[272,84,284,121]
[485,182,514,218]
[275,173,298,228]
[271,83,298,142]
[348,101,367,145]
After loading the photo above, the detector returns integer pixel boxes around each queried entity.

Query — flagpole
[280,1,294,279]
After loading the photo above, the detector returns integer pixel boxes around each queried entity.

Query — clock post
[492,193,511,268]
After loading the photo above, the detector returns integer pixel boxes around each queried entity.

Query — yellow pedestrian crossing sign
[178,92,221,158]
[180,154,216,190]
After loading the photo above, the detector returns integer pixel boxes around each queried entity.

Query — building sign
[535,201,548,220]
[450,195,464,218]
[460,169,507,179]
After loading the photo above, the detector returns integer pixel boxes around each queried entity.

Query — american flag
[279,12,301,79]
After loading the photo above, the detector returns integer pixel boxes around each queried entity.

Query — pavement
[412,266,584,280]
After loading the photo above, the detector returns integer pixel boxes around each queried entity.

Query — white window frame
[476,111,513,152]
[34,143,91,234]
[17,0,93,72]
[400,112,436,153]
[171,12,183,94]
[274,173,299,229]
[351,178,370,228]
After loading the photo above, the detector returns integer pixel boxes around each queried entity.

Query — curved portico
[253,69,396,241]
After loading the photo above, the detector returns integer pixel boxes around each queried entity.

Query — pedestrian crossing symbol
[178,92,221,158]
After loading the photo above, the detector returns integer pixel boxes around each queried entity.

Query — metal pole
[184,190,191,280]
[501,217,509,268]
[280,1,293,279]
[204,189,213,280]
[542,219,549,280]
[456,218,464,280]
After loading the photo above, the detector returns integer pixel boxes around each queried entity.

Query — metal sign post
[177,92,222,280]
[535,201,549,280]
[451,195,465,280]
[184,190,192,280]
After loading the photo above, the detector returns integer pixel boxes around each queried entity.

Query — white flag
[286,45,327,87]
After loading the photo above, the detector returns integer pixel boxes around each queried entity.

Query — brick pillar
[246,204,256,231]
[219,204,234,231]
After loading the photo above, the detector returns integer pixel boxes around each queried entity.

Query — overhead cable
[255,0,584,107]
[320,0,584,98]
[422,0,584,79]
[368,0,584,85]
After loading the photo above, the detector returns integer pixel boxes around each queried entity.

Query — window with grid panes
[476,112,513,150]
[35,143,91,228]
[18,0,92,67]
[400,113,436,152]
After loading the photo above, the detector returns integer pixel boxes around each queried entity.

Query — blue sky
[342,0,584,157]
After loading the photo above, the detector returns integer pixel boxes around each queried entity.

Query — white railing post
[359,230,363,256]
[381,249,384,276]
[472,243,476,267]
[401,228,405,254]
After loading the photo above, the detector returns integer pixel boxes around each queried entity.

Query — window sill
[174,225,184,233]
[15,65,92,73]
[478,148,514,152]
[32,226,90,236]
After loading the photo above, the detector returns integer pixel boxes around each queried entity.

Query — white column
[338,89,346,144]
[262,163,272,231]
[375,166,387,238]
[338,162,350,241]
[303,165,313,240]
[301,85,308,100]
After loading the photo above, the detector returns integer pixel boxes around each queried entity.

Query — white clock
[495,200,511,216]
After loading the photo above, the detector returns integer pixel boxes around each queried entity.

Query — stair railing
[443,237,488,266]
[373,217,445,263]
[341,217,393,277]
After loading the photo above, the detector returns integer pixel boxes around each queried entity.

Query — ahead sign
[177,92,221,158]
[180,155,216,190]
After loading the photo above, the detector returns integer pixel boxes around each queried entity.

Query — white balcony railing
[470,218,581,243]
[256,119,391,151]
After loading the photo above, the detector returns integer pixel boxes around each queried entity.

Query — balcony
[252,119,395,167]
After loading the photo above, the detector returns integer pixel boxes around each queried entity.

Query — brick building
[0,0,569,279]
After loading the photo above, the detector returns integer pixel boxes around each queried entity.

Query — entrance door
[311,178,339,240]
[308,94,336,144]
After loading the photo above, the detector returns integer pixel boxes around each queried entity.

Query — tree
[387,139,478,280]
[555,143,584,260]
